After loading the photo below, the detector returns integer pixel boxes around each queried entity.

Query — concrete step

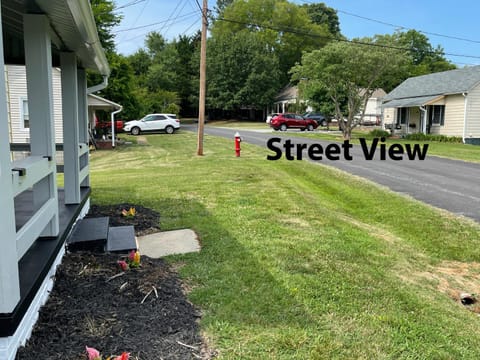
[66,217,109,252]
[106,226,137,253]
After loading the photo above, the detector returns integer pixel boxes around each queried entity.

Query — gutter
[110,106,123,148]
[462,92,468,144]
[66,0,110,77]
[87,75,108,94]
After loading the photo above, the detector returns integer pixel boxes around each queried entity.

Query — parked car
[123,114,180,135]
[269,113,318,131]
[266,113,279,124]
[95,118,124,132]
[303,112,328,127]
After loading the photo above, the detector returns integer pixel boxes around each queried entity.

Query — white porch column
[24,14,59,236]
[61,52,81,204]
[0,6,20,312]
[77,68,90,187]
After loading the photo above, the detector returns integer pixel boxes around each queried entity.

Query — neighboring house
[382,66,480,144]
[358,88,386,124]
[7,65,121,145]
[0,1,109,359]
[273,85,303,113]
[273,85,385,123]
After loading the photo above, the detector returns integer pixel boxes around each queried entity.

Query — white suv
[123,114,180,135]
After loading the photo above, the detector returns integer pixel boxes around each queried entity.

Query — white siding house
[7,65,121,146]
[0,1,110,359]
[382,66,480,144]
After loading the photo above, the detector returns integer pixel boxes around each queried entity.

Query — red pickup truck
[95,119,124,132]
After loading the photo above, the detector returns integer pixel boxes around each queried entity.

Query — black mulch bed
[85,203,161,236]
[16,204,215,360]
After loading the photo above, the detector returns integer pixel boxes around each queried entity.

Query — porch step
[106,226,137,253]
[67,217,109,252]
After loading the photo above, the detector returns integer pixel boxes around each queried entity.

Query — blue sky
[113,0,480,66]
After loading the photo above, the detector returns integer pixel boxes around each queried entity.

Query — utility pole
[197,0,208,156]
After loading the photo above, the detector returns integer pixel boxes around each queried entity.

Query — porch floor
[0,187,90,337]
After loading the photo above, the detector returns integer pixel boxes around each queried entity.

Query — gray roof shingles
[383,65,480,102]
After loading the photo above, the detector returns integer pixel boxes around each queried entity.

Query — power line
[335,8,480,45]
[162,0,189,37]
[114,11,200,33]
[114,0,147,11]
[122,13,200,42]
[299,0,480,46]
[216,17,480,61]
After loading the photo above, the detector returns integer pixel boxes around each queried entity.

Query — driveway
[183,124,480,223]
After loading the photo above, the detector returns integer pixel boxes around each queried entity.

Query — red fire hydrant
[234,132,242,157]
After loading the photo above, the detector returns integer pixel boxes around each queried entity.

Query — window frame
[19,97,30,130]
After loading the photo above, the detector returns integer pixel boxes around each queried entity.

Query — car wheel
[320,120,327,127]
[280,124,287,131]
[307,124,314,131]
[165,125,174,134]
[131,127,140,136]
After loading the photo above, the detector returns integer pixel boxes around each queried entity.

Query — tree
[291,39,409,139]
[212,0,331,85]
[374,30,456,77]
[207,31,281,113]
[301,3,341,38]
[90,0,122,53]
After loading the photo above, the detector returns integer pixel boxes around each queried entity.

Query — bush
[404,134,462,143]
[369,129,391,138]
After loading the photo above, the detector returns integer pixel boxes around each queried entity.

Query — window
[20,98,29,129]
[397,107,408,125]
[429,105,445,126]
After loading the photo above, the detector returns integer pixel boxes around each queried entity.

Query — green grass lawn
[206,121,480,162]
[276,128,480,163]
[90,131,480,359]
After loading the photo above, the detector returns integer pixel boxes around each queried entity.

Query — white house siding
[383,107,395,125]
[465,83,480,139]
[430,94,464,136]
[6,65,63,144]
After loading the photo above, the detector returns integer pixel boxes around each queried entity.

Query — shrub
[369,129,391,138]
[404,134,462,143]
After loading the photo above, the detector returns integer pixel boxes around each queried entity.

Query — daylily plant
[121,207,136,217]
[86,346,130,360]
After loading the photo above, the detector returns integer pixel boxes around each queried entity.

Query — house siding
[429,94,464,136]
[7,65,63,144]
[465,83,480,139]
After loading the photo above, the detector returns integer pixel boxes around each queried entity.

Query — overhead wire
[215,16,480,60]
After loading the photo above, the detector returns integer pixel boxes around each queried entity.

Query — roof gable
[384,66,480,101]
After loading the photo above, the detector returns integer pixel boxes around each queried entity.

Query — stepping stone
[137,229,200,258]
[106,226,137,253]
[67,217,109,252]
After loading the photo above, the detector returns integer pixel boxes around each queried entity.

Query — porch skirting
[0,188,90,360]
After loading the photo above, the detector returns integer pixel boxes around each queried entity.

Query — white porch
[0,1,109,359]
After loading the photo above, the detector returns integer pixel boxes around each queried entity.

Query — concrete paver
[137,229,200,258]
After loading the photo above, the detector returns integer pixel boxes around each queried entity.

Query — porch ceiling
[1,0,109,76]
[382,95,443,108]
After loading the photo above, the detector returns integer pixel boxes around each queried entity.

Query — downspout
[110,106,123,148]
[462,92,468,144]
[419,106,427,134]
[86,75,108,94]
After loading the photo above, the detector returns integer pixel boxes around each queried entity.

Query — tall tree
[207,31,281,112]
[90,0,122,53]
[292,39,409,139]
[374,30,456,77]
[302,3,341,38]
[212,0,331,85]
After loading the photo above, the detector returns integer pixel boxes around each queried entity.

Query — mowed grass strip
[90,131,480,359]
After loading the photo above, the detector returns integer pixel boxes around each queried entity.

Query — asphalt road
[183,124,480,222]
